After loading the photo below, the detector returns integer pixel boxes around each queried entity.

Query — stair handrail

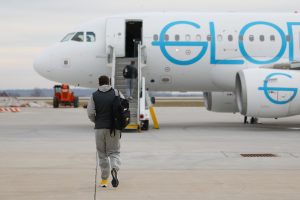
[139,76,146,120]
[107,45,114,65]
[107,45,116,87]
[141,45,147,67]
[137,43,143,124]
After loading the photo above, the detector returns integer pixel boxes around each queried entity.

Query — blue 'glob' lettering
[152,20,298,66]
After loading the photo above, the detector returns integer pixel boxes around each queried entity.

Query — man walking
[87,75,123,188]
[123,61,138,100]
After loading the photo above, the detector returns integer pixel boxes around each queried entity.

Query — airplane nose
[33,50,51,77]
[33,55,43,75]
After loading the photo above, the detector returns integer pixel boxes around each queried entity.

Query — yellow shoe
[100,179,108,188]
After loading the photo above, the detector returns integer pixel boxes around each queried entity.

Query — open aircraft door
[106,18,125,57]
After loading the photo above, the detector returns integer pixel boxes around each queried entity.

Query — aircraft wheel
[244,116,248,124]
[250,117,258,124]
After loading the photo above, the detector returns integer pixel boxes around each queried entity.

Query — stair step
[114,57,141,123]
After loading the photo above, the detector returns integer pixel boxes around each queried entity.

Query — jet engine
[235,68,300,118]
[204,92,239,113]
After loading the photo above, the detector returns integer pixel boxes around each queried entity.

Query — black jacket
[91,87,115,129]
[123,65,138,79]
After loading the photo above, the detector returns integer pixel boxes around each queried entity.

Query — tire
[141,120,149,130]
[243,116,248,124]
[53,97,59,108]
[250,117,258,124]
[73,96,79,108]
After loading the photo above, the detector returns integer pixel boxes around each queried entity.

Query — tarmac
[1,107,300,200]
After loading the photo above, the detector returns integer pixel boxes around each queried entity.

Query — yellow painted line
[125,124,139,130]
[150,106,160,129]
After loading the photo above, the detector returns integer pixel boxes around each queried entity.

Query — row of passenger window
[153,34,290,42]
[61,32,96,42]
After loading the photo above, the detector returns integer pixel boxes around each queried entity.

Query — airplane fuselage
[34,12,300,92]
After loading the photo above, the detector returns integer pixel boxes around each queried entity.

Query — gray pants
[125,78,136,98]
[95,129,121,180]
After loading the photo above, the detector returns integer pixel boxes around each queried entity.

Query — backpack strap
[114,89,120,97]
[111,89,120,137]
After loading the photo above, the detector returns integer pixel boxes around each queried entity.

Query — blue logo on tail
[258,73,298,105]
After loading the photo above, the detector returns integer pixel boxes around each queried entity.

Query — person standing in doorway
[123,61,138,100]
[87,75,124,188]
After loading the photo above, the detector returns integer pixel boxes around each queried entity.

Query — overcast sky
[1,0,300,89]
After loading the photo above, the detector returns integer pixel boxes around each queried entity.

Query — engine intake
[236,68,300,118]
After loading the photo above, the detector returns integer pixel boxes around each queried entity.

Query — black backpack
[111,90,130,133]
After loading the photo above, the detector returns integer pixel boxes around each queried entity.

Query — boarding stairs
[108,44,158,131]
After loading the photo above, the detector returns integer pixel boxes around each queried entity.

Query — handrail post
[137,43,142,124]
[107,45,116,87]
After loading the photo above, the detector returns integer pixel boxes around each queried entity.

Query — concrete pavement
[1,107,300,199]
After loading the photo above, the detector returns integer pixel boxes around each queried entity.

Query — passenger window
[249,35,254,42]
[270,35,275,41]
[196,34,201,41]
[185,34,191,41]
[260,35,265,42]
[153,34,159,41]
[71,32,84,42]
[228,35,233,42]
[217,34,223,41]
[175,34,180,41]
[207,35,211,41]
[164,34,169,41]
[61,32,75,42]
[86,32,96,42]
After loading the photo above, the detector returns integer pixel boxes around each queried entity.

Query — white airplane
[34,12,300,125]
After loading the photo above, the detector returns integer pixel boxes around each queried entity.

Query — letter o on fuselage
[239,21,287,64]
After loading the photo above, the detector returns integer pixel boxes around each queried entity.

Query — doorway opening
[126,21,143,57]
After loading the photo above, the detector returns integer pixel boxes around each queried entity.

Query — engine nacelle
[236,68,300,118]
[204,92,239,113]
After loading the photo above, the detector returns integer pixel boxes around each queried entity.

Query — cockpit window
[61,32,75,42]
[86,32,96,42]
[71,32,84,42]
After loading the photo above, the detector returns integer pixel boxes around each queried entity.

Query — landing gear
[244,116,248,124]
[243,116,258,124]
[250,117,258,124]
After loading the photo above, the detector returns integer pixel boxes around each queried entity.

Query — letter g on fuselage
[151,21,208,65]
